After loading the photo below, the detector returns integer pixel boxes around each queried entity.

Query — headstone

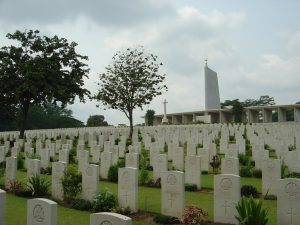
[40,149,50,169]
[185,155,201,189]
[125,153,138,169]
[221,157,239,175]
[5,156,17,188]
[198,148,209,171]
[51,161,67,201]
[77,150,89,173]
[27,159,41,179]
[0,189,5,225]
[90,212,132,225]
[0,146,6,163]
[262,159,281,196]
[161,171,184,219]
[27,198,57,225]
[100,151,112,179]
[153,154,168,180]
[118,167,138,212]
[91,145,101,163]
[82,164,99,201]
[173,147,184,171]
[277,178,300,225]
[214,174,240,225]
[58,149,69,164]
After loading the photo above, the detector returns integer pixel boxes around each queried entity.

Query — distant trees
[0,30,90,137]
[95,46,167,138]
[86,115,109,127]
[145,109,155,126]
[0,103,84,131]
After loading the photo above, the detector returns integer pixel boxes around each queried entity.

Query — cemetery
[0,123,299,225]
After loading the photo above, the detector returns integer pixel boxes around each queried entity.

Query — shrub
[107,159,125,183]
[113,206,132,216]
[8,180,24,194]
[139,168,150,185]
[241,185,259,198]
[183,205,208,225]
[240,166,252,177]
[108,164,119,182]
[235,196,268,225]
[146,178,161,188]
[27,174,50,197]
[252,169,262,178]
[201,171,208,175]
[153,214,179,224]
[185,183,198,192]
[239,154,250,166]
[69,148,77,164]
[286,172,300,179]
[61,168,82,200]
[17,154,24,169]
[264,194,277,200]
[71,199,93,211]
[41,166,52,175]
[92,189,118,212]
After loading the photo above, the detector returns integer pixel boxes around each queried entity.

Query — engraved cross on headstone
[287,207,297,224]
[222,200,231,215]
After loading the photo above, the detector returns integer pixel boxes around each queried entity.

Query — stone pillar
[263,108,272,123]
[278,107,287,122]
[294,107,300,122]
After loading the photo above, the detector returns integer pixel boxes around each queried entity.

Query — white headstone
[58,149,69,164]
[27,159,41,179]
[277,178,300,225]
[173,147,184,171]
[90,212,132,225]
[118,167,138,212]
[221,157,239,175]
[51,161,67,201]
[262,159,281,196]
[153,154,168,180]
[0,189,5,225]
[27,198,57,225]
[161,171,185,219]
[82,164,99,201]
[185,155,201,189]
[214,174,240,225]
[125,153,138,169]
[5,156,17,188]
[100,151,112,179]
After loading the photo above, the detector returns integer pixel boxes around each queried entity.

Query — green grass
[2,170,276,225]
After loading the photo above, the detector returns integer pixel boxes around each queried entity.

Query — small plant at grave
[201,170,208,175]
[61,167,82,201]
[27,174,50,197]
[240,166,252,177]
[92,189,118,212]
[126,138,132,147]
[183,205,208,225]
[107,159,125,183]
[146,178,161,188]
[241,185,259,198]
[114,138,120,145]
[69,147,77,164]
[8,180,24,194]
[70,198,93,211]
[286,172,300,179]
[185,183,198,192]
[41,166,52,175]
[238,154,250,166]
[139,167,150,185]
[252,169,262,178]
[153,214,180,224]
[264,194,277,200]
[210,155,220,174]
[113,206,132,216]
[25,152,40,160]
[17,153,24,170]
[235,196,268,225]
[288,145,296,151]
[164,143,168,153]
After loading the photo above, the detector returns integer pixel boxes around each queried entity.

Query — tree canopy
[0,30,90,137]
[95,46,167,137]
[145,109,155,126]
[86,115,109,127]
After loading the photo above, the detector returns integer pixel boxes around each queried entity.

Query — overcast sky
[1,0,299,125]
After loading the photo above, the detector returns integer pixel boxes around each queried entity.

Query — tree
[95,46,167,138]
[243,95,275,107]
[0,30,90,138]
[145,109,155,126]
[86,115,108,127]
[231,99,244,123]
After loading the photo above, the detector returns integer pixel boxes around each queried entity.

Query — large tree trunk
[20,102,30,139]
[129,111,133,139]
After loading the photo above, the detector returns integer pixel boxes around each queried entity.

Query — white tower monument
[204,60,220,109]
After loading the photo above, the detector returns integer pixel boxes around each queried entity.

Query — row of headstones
[0,191,132,225]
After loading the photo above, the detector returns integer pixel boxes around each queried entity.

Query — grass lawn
[2,170,277,225]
